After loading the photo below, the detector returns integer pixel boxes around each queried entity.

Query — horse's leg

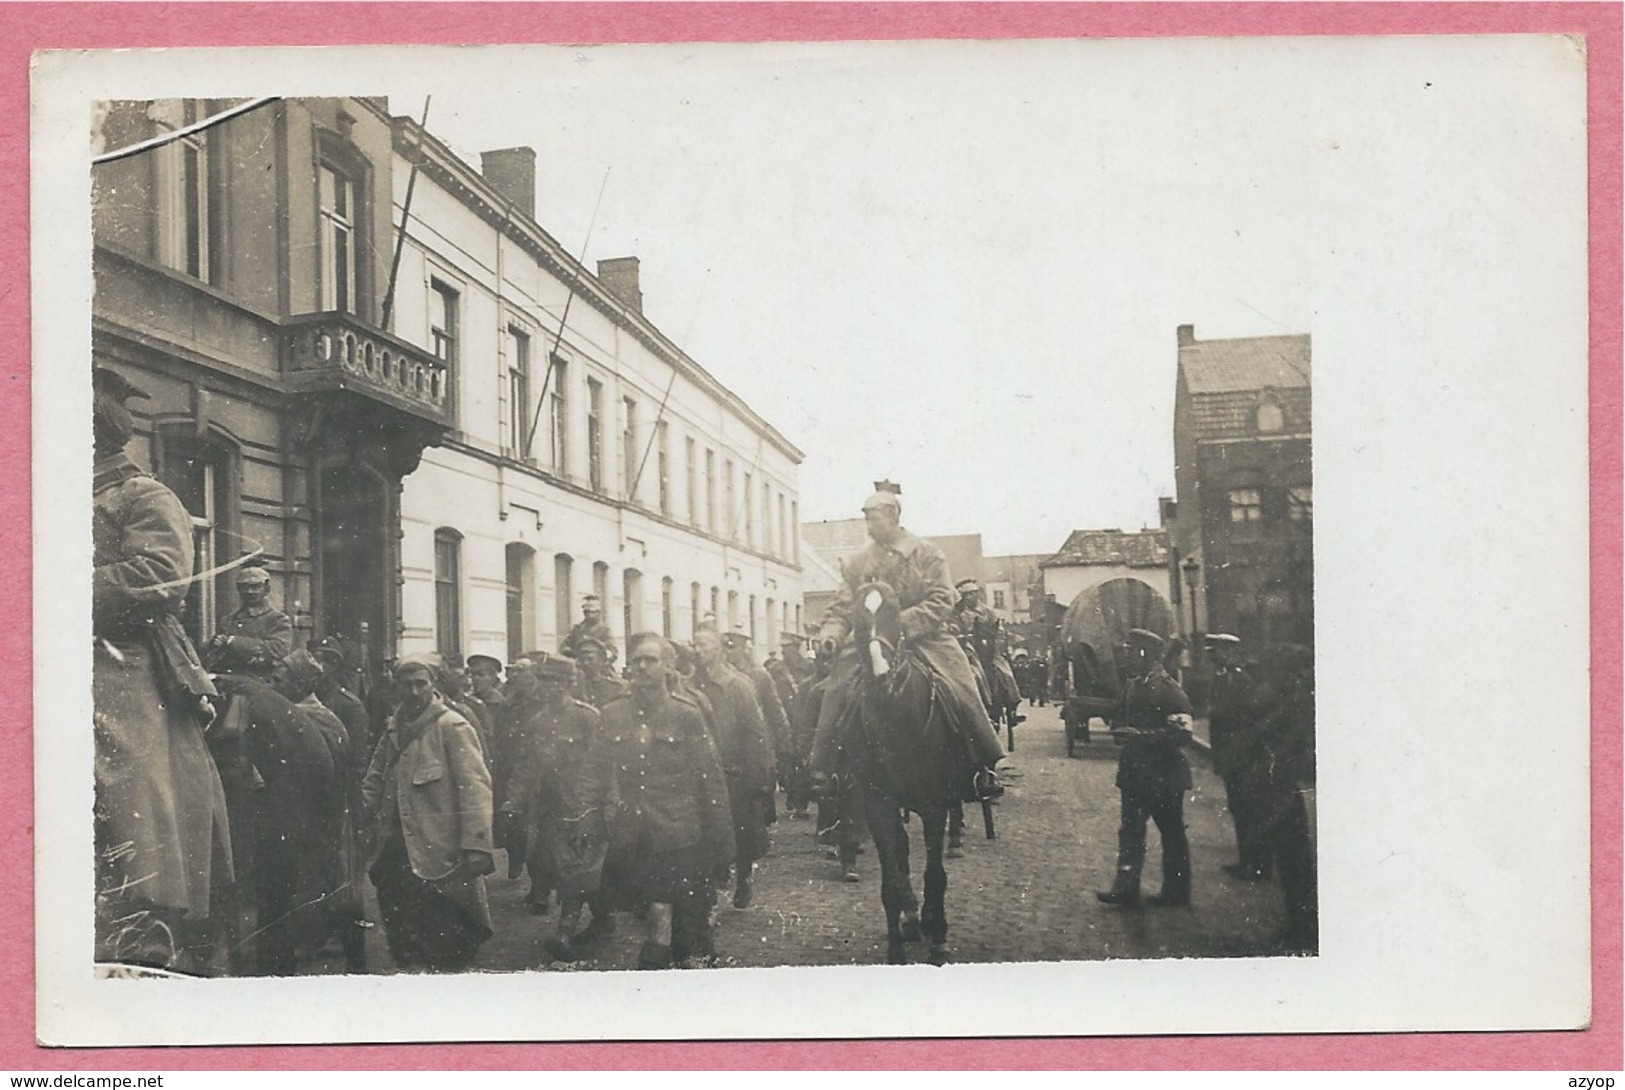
[923,806,951,966]
[860,786,914,963]
[1006,704,1017,752]
[947,799,965,857]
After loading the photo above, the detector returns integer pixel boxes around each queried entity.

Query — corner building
[388,119,803,662]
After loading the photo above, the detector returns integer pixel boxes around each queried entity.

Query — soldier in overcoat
[1206,633,1272,881]
[1096,628,1196,909]
[204,566,293,680]
[810,483,1005,777]
[589,634,733,969]
[91,368,233,974]
[500,656,613,961]
[360,653,496,972]
[692,626,776,909]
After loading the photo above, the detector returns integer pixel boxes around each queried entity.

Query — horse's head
[851,580,904,681]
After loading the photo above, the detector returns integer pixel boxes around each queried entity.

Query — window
[505,543,535,662]
[151,100,215,283]
[727,590,739,631]
[710,586,721,626]
[1287,485,1313,525]
[744,471,755,548]
[685,437,699,526]
[547,355,568,473]
[690,582,702,637]
[762,482,773,557]
[657,422,671,516]
[592,562,610,620]
[1256,398,1285,433]
[748,594,758,646]
[705,449,717,532]
[587,379,604,492]
[791,501,800,563]
[429,280,458,366]
[993,589,1007,610]
[795,603,802,635]
[725,460,737,541]
[434,529,463,660]
[553,554,574,647]
[1229,488,1263,528]
[622,397,639,501]
[661,577,674,638]
[506,327,531,459]
[157,430,237,644]
[778,494,787,561]
[321,165,362,313]
[765,597,776,646]
[623,569,643,641]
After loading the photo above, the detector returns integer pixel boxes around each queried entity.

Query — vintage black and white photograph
[36,36,1590,1044]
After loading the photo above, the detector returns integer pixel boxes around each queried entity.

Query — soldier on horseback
[809,481,1006,783]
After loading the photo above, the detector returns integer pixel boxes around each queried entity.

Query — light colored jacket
[362,696,494,880]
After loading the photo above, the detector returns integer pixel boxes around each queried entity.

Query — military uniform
[1101,644,1195,908]
[504,696,606,902]
[562,618,618,663]
[691,659,776,885]
[951,596,1021,710]
[1208,652,1271,880]
[812,530,1005,772]
[93,450,233,972]
[589,688,732,963]
[209,600,294,679]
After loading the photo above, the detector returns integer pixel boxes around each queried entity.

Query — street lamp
[1181,555,1201,638]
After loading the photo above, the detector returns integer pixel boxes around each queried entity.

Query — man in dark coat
[500,656,610,962]
[1206,633,1271,882]
[766,631,815,819]
[575,637,629,709]
[1096,628,1196,909]
[811,482,1005,778]
[589,634,733,969]
[692,627,776,909]
[1255,644,1317,952]
[561,594,618,663]
[951,579,1022,714]
[361,653,496,972]
[204,566,293,680]
[91,368,233,974]
[724,631,792,825]
[311,637,371,769]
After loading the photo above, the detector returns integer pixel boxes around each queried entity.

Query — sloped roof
[1040,528,1168,570]
[1181,334,1311,395]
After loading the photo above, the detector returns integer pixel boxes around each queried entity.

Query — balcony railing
[283,313,450,424]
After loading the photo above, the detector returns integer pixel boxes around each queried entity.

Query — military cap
[235,566,271,586]
[309,636,346,663]
[581,595,602,610]
[395,651,442,676]
[778,630,803,645]
[861,479,903,512]
[465,653,504,673]
[1126,628,1166,653]
[537,656,578,681]
[1204,632,1242,647]
[955,579,979,593]
[280,649,325,689]
[93,368,150,401]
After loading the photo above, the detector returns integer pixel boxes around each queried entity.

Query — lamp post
[1181,555,1201,639]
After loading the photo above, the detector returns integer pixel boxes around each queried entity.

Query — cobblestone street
[332,703,1301,976]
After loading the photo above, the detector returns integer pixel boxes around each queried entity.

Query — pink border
[8,2,1619,1071]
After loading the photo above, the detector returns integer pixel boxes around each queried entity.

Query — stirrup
[973,767,1003,800]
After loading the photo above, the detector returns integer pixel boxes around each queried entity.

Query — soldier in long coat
[692,627,776,909]
[500,657,612,962]
[561,594,618,663]
[1206,633,1272,882]
[204,566,293,680]
[1096,629,1195,909]
[589,634,733,969]
[91,369,233,974]
[361,653,496,972]
[951,579,1023,712]
[810,483,1005,778]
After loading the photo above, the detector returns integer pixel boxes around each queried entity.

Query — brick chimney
[597,257,643,314]
[480,147,536,220]
[1176,323,1196,348]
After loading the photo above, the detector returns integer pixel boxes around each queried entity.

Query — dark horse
[845,581,977,965]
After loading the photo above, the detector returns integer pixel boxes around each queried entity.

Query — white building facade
[386,121,803,662]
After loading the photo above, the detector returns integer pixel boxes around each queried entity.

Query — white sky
[407,37,1358,554]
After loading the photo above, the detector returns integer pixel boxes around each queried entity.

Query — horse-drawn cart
[1055,577,1174,757]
